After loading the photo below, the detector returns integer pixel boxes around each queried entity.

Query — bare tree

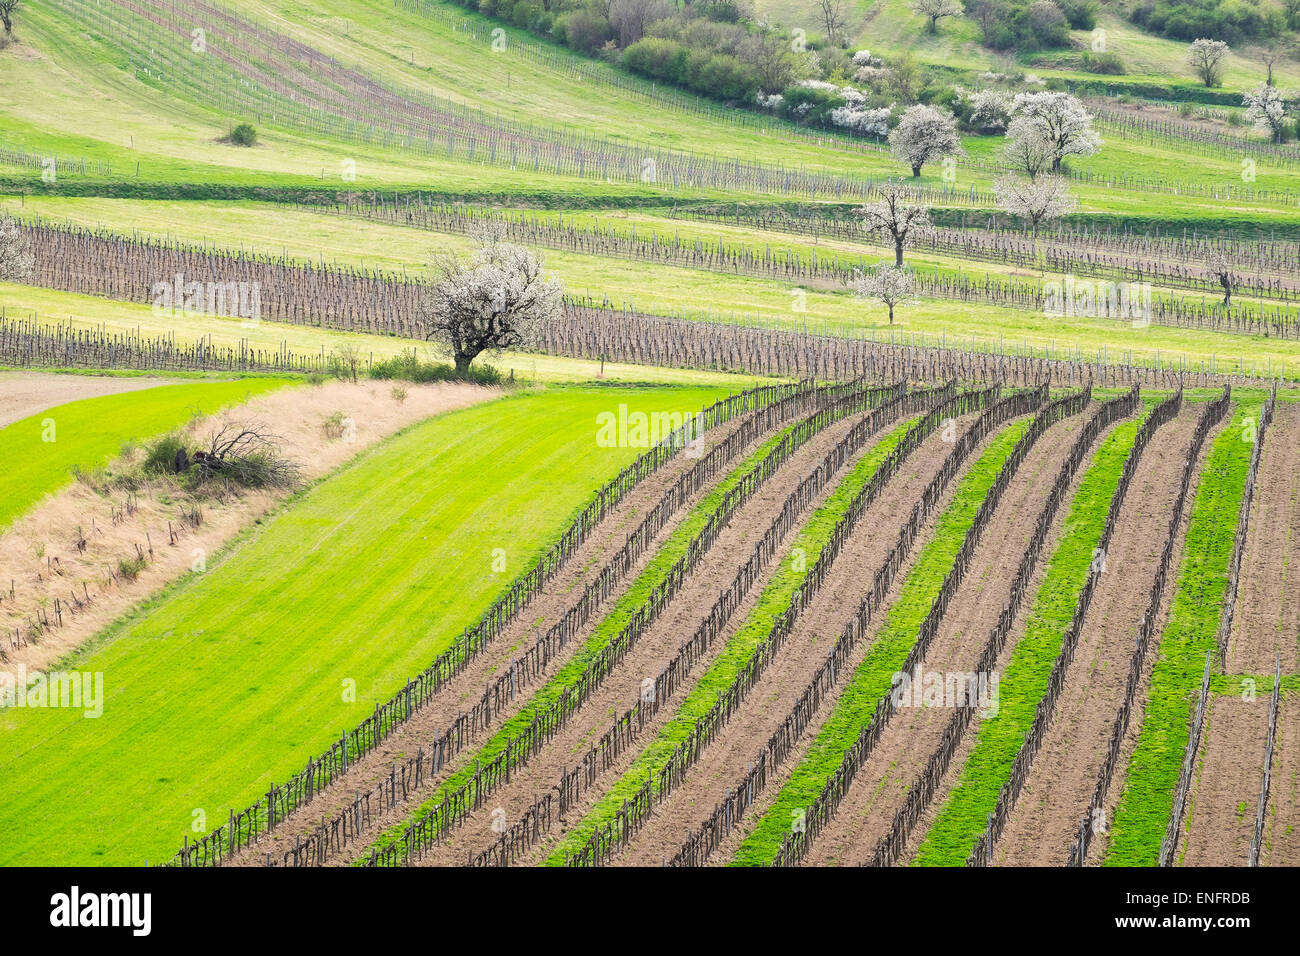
[852,263,916,324]
[191,421,301,490]
[0,0,19,37]
[745,28,799,92]
[1206,251,1237,307]
[994,174,1076,237]
[1259,43,1281,86]
[421,229,563,374]
[1187,38,1230,88]
[609,0,667,46]
[854,183,935,265]
[889,103,962,177]
[0,216,33,281]
[911,0,964,33]
[330,343,364,383]
[818,0,848,46]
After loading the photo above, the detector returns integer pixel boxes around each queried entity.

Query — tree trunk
[888,303,895,324]
[895,240,904,267]
[1051,156,1062,173]
[912,164,922,178]
[454,351,475,376]
[2,13,11,34]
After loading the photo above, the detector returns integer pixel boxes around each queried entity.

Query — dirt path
[804,409,1089,866]
[0,371,185,428]
[1177,693,1270,866]
[993,406,1201,865]
[1227,403,1300,675]
[415,408,896,867]
[900,411,1135,864]
[221,403,779,865]
[613,414,987,867]
[1263,696,1299,866]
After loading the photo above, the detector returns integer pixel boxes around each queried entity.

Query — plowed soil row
[224,405,765,865]
[1178,694,1270,866]
[901,412,1134,864]
[1263,697,1299,866]
[997,406,1202,865]
[804,408,1090,866]
[1228,402,1300,675]
[332,403,873,865]
[683,414,1003,865]
[414,405,941,866]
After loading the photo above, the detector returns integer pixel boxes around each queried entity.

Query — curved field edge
[732,412,1031,866]
[912,406,1152,866]
[363,397,827,859]
[0,383,727,865]
[1103,400,1261,867]
[544,412,921,863]
[0,377,291,526]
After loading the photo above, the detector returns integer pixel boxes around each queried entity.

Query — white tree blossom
[1187,38,1230,87]
[855,183,935,265]
[967,88,1012,133]
[853,263,916,324]
[889,104,963,177]
[1009,91,1099,172]
[911,0,964,32]
[0,217,34,283]
[1002,116,1055,178]
[421,228,563,374]
[852,49,883,67]
[1243,82,1288,143]
[994,174,1076,236]
[831,104,893,136]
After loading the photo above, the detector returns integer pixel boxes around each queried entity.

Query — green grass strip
[912,406,1153,866]
[1104,401,1259,866]
[732,415,1032,866]
[542,413,921,865]
[367,411,808,856]
[0,377,291,526]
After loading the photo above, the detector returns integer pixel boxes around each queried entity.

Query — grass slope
[733,414,1029,865]
[1104,401,1258,866]
[913,406,1150,865]
[0,378,289,526]
[0,383,726,865]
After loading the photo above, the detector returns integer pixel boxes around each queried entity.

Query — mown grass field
[0,377,290,526]
[0,384,727,865]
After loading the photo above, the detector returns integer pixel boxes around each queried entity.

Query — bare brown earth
[1176,694,1270,866]
[901,411,1136,864]
[1227,403,1300,675]
[1,379,490,673]
[995,406,1202,865]
[416,406,922,867]
[681,414,999,866]
[804,409,1089,866]
[1262,696,1299,866]
[0,370,185,427]
[614,414,990,868]
[226,400,847,865]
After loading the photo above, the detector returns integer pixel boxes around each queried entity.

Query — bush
[1059,0,1097,29]
[1081,52,1126,74]
[368,349,504,384]
[228,123,257,147]
[143,432,188,475]
[558,10,612,55]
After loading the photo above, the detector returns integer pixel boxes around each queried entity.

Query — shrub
[142,432,188,475]
[117,554,148,581]
[559,10,612,55]
[1081,52,1126,74]
[1058,0,1097,29]
[228,123,257,146]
